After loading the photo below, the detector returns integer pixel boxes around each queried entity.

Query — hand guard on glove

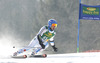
[52,45,58,52]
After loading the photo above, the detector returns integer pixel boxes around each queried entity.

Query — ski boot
[31,52,35,56]
[13,52,18,56]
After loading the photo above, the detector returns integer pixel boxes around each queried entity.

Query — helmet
[48,19,57,28]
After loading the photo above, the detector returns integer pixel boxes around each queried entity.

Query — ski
[11,54,47,58]
[11,55,27,58]
[29,54,47,58]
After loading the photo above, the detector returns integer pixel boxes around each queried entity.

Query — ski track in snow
[0,52,100,63]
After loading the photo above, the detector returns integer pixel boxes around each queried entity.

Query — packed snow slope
[0,52,100,63]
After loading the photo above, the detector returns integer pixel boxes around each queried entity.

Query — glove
[52,45,58,52]
[40,43,45,49]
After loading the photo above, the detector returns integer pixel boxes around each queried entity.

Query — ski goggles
[52,24,57,28]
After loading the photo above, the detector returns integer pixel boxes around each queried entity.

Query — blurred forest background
[0,0,100,54]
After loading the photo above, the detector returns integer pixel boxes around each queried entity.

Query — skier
[13,19,58,57]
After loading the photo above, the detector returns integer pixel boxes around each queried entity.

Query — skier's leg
[13,36,38,56]
[31,42,49,55]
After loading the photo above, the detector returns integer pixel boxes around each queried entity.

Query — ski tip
[42,54,47,58]
[23,55,27,58]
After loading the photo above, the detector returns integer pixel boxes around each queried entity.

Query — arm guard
[37,34,45,49]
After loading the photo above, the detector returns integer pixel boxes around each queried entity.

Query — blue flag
[79,4,100,20]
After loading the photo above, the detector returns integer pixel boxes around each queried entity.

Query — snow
[0,35,100,63]
[0,52,100,63]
